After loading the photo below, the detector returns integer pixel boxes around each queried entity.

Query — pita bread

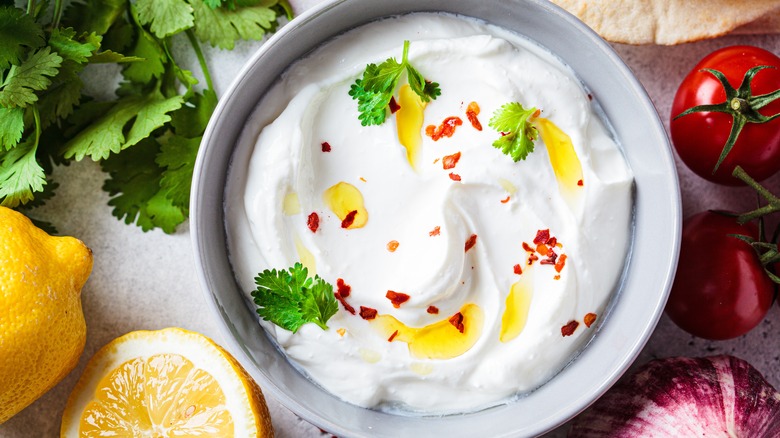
[551,0,780,44]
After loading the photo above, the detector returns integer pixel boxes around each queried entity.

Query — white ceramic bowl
[191,0,681,436]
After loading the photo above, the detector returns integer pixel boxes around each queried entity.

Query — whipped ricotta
[226,13,633,413]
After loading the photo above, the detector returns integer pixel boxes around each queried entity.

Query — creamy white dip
[226,13,633,413]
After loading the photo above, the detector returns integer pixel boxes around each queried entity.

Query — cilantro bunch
[0,0,290,233]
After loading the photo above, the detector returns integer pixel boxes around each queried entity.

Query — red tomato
[666,211,775,340]
[670,46,780,185]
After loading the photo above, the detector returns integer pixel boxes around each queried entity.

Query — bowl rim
[191,0,682,436]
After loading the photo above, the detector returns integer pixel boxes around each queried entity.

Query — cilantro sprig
[488,102,539,162]
[349,40,441,126]
[252,263,339,333]
[0,0,291,233]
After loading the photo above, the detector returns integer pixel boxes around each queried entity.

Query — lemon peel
[0,206,92,424]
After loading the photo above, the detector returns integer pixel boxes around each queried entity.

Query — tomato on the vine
[666,211,775,340]
[670,45,780,185]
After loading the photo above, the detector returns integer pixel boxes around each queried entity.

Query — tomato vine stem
[674,66,780,174]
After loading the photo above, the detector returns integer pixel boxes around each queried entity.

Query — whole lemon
[0,206,93,424]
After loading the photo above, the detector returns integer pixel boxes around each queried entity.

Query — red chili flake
[321,142,331,152]
[333,292,355,315]
[464,234,478,252]
[386,290,410,308]
[449,172,462,182]
[587,94,593,101]
[532,108,541,118]
[336,278,351,298]
[427,305,439,314]
[387,240,399,252]
[389,96,401,114]
[448,312,465,333]
[341,210,358,228]
[577,179,584,186]
[388,330,399,342]
[359,306,377,320]
[513,264,523,275]
[500,196,511,204]
[307,212,319,233]
[554,275,561,280]
[425,116,463,141]
[433,158,440,165]
[522,242,535,253]
[548,237,558,247]
[533,229,551,245]
[442,152,461,170]
[527,253,539,265]
[429,226,441,236]
[536,244,549,256]
[584,313,597,328]
[540,250,558,265]
[466,101,482,131]
[555,254,567,273]
[561,320,579,337]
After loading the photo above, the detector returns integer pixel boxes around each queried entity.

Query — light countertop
[1,2,779,437]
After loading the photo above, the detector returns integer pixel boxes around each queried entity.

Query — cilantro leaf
[488,102,539,162]
[0,136,45,207]
[349,40,440,126]
[101,17,134,53]
[62,0,127,36]
[299,278,339,331]
[62,91,184,161]
[88,50,143,64]
[189,0,277,50]
[0,47,62,109]
[349,78,392,126]
[36,61,85,129]
[101,137,186,233]
[48,28,100,64]
[135,0,194,39]
[0,106,24,149]
[0,6,44,70]
[123,28,166,83]
[252,263,338,332]
[156,134,199,209]
[170,88,217,137]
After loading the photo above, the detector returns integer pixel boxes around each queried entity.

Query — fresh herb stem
[733,166,780,224]
[186,29,213,92]
[26,0,36,15]
[32,104,41,149]
[52,0,64,30]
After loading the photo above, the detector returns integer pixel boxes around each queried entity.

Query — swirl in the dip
[226,13,633,413]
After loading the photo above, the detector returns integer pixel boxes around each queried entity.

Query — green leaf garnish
[252,263,339,332]
[488,102,539,162]
[349,40,441,126]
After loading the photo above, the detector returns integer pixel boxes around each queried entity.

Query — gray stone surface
[1,4,779,438]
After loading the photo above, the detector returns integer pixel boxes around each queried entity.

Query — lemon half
[61,328,273,437]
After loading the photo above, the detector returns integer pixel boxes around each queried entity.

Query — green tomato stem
[733,166,780,224]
